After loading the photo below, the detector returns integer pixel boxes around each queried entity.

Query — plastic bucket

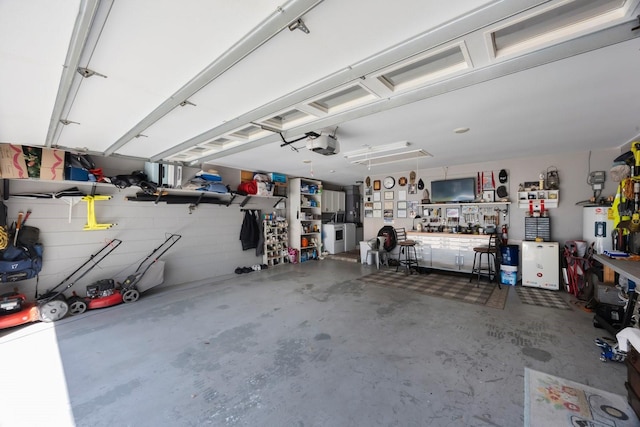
[500,265,518,285]
[501,245,519,266]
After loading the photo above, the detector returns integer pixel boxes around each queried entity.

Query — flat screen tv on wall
[430,177,476,203]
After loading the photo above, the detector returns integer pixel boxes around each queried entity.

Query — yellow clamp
[81,195,115,231]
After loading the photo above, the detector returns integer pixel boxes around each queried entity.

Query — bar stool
[395,228,418,274]
[469,233,499,287]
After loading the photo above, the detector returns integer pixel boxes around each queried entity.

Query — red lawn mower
[0,239,123,330]
[67,233,182,315]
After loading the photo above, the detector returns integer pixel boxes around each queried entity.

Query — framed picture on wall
[373,180,381,190]
[398,190,407,201]
[384,201,393,210]
[373,210,382,218]
[373,202,382,210]
[384,191,394,200]
[408,184,417,194]
[397,209,407,218]
[397,201,407,210]
[373,192,381,202]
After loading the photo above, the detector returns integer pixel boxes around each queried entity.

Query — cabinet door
[417,243,432,267]
[322,190,334,212]
[337,192,345,211]
[431,247,459,270]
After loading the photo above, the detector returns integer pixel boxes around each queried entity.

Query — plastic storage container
[501,244,519,266]
[500,265,518,285]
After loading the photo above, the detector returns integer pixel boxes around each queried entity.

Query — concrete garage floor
[0,259,630,427]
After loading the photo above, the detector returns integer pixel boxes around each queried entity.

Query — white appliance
[582,206,614,254]
[343,223,357,251]
[522,241,560,290]
[323,224,345,254]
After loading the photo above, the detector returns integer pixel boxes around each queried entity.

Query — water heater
[582,206,614,254]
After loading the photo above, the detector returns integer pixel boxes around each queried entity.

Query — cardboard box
[22,146,42,178]
[0,145,65,180]
[0,144,28,179]
[40,148,65,180]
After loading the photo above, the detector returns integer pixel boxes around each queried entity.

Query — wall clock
[383,176,395,189]
[373,180,381,190]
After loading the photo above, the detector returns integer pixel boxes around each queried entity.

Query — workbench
[593,254,640,336]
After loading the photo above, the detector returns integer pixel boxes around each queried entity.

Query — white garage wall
[362,148,619,247]
[2,161,276,300]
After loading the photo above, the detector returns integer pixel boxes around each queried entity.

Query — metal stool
[469,234,500,287]
[395,228,418,274]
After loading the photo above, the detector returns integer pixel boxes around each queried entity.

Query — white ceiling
[2,0,640,186]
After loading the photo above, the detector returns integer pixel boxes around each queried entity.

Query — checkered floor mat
[358,269,507,308]
[515,286,571,310]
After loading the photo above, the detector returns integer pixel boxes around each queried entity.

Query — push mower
[68,233,181,315]
[0,239,123,330]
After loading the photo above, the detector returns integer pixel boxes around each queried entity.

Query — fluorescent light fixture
[344,141,431,166]
[348,149,431,167]
[343,141,411,159]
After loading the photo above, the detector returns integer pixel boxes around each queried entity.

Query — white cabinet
[522,241,560,290]
[409,232,493,273]
[321,189,346,212]
[288,178,322,262]
[263,219,288,267]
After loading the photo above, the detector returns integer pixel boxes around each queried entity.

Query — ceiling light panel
[371,43,471,94]
[229,124,266,140]
[487,0,634,59]
[260,108,316,131]
[307,84,379,115]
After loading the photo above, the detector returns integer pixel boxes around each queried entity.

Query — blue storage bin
[501,245,519,266]
[65,166,89,181]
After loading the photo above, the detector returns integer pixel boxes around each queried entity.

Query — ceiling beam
[45,0,107,148]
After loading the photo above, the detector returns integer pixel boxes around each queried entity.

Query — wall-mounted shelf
[517,190,559,209]
[415,201,510,232]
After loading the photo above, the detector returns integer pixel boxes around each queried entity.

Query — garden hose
[0,226,8,250]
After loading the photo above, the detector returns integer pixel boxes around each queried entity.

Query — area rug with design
[515,286,571,310]
[524,367,638,426]
[358,269,508,309]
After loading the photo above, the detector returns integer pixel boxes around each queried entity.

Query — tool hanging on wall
[81,195,116,231]
[13,211,23,246]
